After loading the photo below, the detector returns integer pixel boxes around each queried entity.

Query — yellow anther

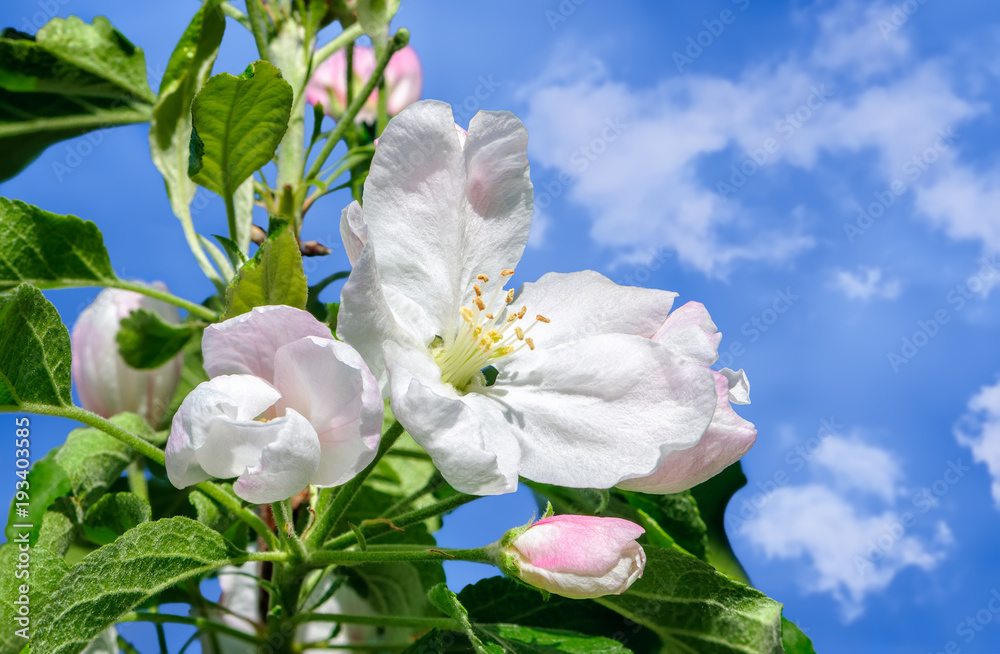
[518,306,527,319]
[506,289,515,303]
[460,307,474,322]
[474,284,482,297]
[526,337,535,351]
[506,314,517,323]
[477,274,490,283]
[501,269,515,276]
[536,314,551,323]
[515,327,524,340]
[485,313,494,320]
[474,297,486,311]
[489,330,502,343]
[474,326,483,336]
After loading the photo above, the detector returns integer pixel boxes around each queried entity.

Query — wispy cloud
[832,267,902,301]
[955,377,1000,509]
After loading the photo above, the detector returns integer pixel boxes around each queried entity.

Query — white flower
[337,100,721,495]
[165,306,382,504]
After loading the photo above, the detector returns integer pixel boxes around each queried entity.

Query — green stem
[119,612,265,647]
[219,2,251,29]
[304,421,405,549]
[307,546,495,567]
[379,472,444,519]
[375,72,389,137]
[110,279,218,322]
[305,29,409,183]
[290,612,461,630]
[17,403,165,464]
[308,270,350,297]
[223,191,238,253]
[197,482,281,552]
[324,491,479,550]
[272,498,309,562]
[311,23,364,71]
[126,460,149,502]
[244,0,271,60]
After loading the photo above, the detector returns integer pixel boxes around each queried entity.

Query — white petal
[720,367,751,404]
[272,336,383,487]
[202,306,332,382]
[480,334,718,489]
[651,301,721,367]
[512,270,678,348]
[384,341,519,495]
[617,371,756,494]
[340,201,368,267]
[234,409,322,504]
[165,403,211,489]
[359,100,532,341]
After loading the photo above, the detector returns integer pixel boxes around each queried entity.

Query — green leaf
[188,59,292,201]
[690,462,752,583]
[356,0,401,50]
[34,16,155,103]
[0,198,117,290]
[476,624,632,654]
[4,449,71,545]
[618,490,708,560]
[0,543,69,653]
[55,413,153,507]
[345,558,445,620]
[34,517,244,654]
[596,545,784,654]
[36,504,78,557]
[0,19,154,181]
[81,492,151,545]
[0,283,72,408]
[116,309,198,369]
[164,332,209,425]
[223,224,307,318]
[427,583,495,654]
[188,489,234,533]
[459,577,661,654]
[780,617,817,654]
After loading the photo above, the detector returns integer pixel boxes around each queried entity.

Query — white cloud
[832,266,902,301]
[955,377,1000,509]
[520,0,991,276]
[737,435,948,621]
[739,485,949,622]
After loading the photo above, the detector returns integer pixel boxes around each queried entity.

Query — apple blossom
[165,305,382,504]
[617,302,757,493]
[71,286,182,427]
[337,100,720,495]
[306,44,422,123]
[501,514,646,599]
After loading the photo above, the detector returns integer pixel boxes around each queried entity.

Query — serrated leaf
[188,60,292,200]
[4,449,71,545]
[81,492,151,545]
[223,225,307,318]
[619,490,708,560]
[34,517,245,654]
[116,309,198,369]
[780,617,817,654]
[345,558,445,620]
[36,504,78,556]
[55,413,153,507]
[0,284,72,408]
[427,583,494,654]
[188,489,235,533]
[0,198,117,291]
[477,624,631,654]
[0,543,69,653]
[0,19,154,181]
[596,545,784,654]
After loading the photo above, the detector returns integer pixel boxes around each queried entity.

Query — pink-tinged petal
[475,334,717,489]
[165,403,212,489]
[234,409,321,504]
[384,341,520,494]
[507,515,646,599]
[272,336,383,487]
[356,100,532,342]
[512,270,678,348]
[384,45,422,115]
[202,306,332,382]
[720,367,751,404]
[340,201,368,267]
[651,301,722,367]
[617,371,757,494]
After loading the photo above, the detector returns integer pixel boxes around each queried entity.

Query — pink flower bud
[503,515,646,599]
[306,44,423,123]
[70,286,182,427]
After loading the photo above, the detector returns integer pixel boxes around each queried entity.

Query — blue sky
[3,0,1000,651]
